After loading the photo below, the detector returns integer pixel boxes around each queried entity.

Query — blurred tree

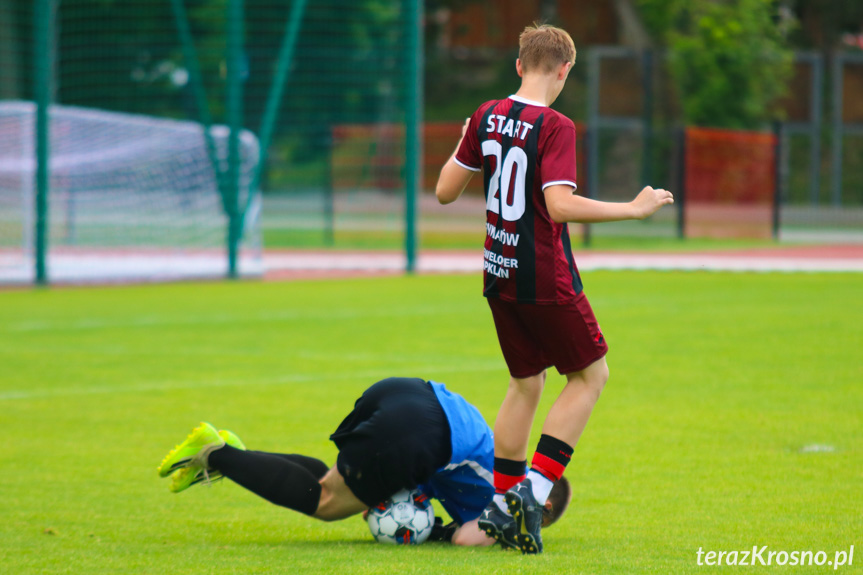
[56,0,185,117]
[637,0,793,129]
[245,0,405,174]
[2,0,409,122]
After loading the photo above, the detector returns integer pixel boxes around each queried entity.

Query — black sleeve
[427,517,458,543]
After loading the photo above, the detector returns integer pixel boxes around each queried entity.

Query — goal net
[0,101,261,284]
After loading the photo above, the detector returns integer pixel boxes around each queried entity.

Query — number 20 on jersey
[482,140,528,222]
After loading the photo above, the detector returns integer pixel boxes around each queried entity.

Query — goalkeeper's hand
[427,516,457,543]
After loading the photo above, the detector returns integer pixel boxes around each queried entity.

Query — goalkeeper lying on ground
[158,377,570,547]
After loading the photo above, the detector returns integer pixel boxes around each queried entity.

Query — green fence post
[34,0,53,285]
[168,0,229,214]
[404,0,423,273]
[226,0,245,278]
[247,0,308,213]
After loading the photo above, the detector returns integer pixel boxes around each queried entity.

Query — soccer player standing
[435,24,673,554]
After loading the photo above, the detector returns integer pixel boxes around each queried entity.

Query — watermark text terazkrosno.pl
[696,546,854,569]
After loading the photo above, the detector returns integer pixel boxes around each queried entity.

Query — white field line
[0,360,503,401]
[4,251,859,285]
[0,342,482,369]
[265,252,863,273]
[1,303,478,333]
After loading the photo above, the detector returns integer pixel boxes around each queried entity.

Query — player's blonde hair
[518,24,576,74]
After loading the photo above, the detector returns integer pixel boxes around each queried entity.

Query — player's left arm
[545,184,673,224]
[450,519,496,546]
[436,118,478,205]
[540,117,673,223]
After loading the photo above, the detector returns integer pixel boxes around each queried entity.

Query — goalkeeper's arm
[432,518,495,547]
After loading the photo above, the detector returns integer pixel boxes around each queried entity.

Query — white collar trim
[509,94,546,107]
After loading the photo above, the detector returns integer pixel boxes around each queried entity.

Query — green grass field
[1,272,861,574]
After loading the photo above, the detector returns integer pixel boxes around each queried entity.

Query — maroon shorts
[487,293,609,378]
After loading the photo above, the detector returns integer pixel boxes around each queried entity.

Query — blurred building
[438,0,619,50]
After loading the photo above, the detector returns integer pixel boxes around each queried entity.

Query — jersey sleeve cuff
[542,180,578,191]
[454,157,481,172]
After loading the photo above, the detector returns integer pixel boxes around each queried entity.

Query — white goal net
[0,101,262,284]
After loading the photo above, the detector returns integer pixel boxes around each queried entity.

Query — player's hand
[632,186,673,219]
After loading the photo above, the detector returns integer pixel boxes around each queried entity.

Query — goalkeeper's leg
[208,446,333,517]
[267,453,330,479]
[312,466,369,521]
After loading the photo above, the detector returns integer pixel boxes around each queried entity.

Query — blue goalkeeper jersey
[420,381,495,525]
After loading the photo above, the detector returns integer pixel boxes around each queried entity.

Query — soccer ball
[367,488,435,545]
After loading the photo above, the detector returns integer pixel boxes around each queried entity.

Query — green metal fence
[0,0,423,284]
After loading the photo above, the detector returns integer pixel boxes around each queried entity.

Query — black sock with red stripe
[494,457,527,493]
[531,434,573,483]
[493,457,526,509]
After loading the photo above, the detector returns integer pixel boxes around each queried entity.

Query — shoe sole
[188,472,223,488]
[171,466,222,493]
[505,490,542,554]
[168,429,243,492]
[157,422,215,477]
[477,517,519,551]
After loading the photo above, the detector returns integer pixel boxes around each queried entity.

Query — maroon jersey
[455,95,582,304]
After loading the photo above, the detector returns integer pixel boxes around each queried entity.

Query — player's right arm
[544,184,674,224]
[436,158,475,205]
[436,116,482,205]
